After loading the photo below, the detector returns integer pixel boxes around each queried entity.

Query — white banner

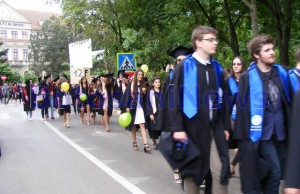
[68,39,93,68]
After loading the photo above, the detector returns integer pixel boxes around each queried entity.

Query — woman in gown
[123,70,151,153]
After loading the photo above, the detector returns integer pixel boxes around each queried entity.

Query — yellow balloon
[61,82,70,92]
[141,64,149,73]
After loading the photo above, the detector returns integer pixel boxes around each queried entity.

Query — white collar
[192,52,211,66]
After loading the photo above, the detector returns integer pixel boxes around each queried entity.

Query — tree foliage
[0,43,22,85]
[47,0,300,73]
[29,16,73,78]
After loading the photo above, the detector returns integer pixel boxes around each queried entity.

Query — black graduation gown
[22,84,36,111]
[157,75,172,132]
[165,58,231,186]
[122,81,147,129]
[284,91,300,189]
[224,77,238,149]
[145,90,162,139]
[234,66,291,193]
[113,78,123,103]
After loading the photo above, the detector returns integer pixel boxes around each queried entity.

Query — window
[0,30,7,39]
[23,49,28,60]
[11,31,18,39]
[13,49,18,60]
[21,31,29,40]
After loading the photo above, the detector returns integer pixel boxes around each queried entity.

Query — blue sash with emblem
[249,63,290,142]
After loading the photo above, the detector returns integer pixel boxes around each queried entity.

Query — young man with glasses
[164,25,231,194]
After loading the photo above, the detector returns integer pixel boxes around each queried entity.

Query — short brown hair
[295,47,300,62]
[191,25,218,50]
[247,34,275,62]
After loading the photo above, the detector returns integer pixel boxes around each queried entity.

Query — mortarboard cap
[122,74,129,79]
[25,78,32,84]
[92,75,100,83]
[168,46,190,59]
[44,74,51,80]
[118,70,125,76]
[158,132,201,170]
[60,73,68,80]
[104,73,114,78]
[185,47,194,56]
[53,76,60,82]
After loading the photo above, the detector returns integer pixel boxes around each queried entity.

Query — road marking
[0,113,10,119]
[84,148,98,151]
[43,120,146,194]
[127,177,151,184]
[72,139,83,142]
[102,160,118,165]
[22,112,27,118]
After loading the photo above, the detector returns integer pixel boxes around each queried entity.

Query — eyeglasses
[233,63,241,66]
[201,38,218,42]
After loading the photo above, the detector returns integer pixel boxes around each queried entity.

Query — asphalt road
[0,102,241,194]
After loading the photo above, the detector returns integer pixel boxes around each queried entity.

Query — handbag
[62,94,72,105]
[158,131,201,170]
[36,95,44,103]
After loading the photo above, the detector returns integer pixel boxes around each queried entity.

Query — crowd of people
[0,82,23,105]
[157,25,300,194]
[1,24,300,194]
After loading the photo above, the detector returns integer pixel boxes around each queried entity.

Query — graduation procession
[1,24,300,194]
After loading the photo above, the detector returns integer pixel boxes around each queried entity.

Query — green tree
[47,0,300,69]
[0,43,22,85]
[257,0,295,66]
[29,16,73,77]
[0,64,22,85]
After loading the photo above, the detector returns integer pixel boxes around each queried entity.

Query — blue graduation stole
[169,70,174,80]
[183,56,223,118]
[249,63,291,142]
[228,77,238,120]
[228,77,239,95]
[288,68,300,94]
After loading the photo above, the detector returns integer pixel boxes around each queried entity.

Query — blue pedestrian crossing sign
[117,53,135,71]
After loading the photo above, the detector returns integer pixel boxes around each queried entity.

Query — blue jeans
[258,136,286,194]
[49,96,54,118]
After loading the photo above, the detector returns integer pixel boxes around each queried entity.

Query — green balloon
[80,93,87,101]
[118,112,132,127]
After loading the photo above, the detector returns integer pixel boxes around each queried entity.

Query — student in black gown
[119,73,130,130]
[123,70,151,153]
[159,45,213,191]
[288,47,300,96]
[234,34,291,194]
[146,77,162,150]
[163,25,231,194]
[22,79,36,120]
[98,73,114,132]
[284,91,300,194]
[224,56,247,177]
[114,70,125,106]
[159,45,192,184]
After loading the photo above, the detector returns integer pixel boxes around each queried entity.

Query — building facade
[0,0,59,75]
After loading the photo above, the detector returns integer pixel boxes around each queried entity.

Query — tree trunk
[242,0,258,37]
[223,0,240,56]
[258,0,293,66]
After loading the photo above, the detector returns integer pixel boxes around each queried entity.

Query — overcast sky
[4,0,62,13]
